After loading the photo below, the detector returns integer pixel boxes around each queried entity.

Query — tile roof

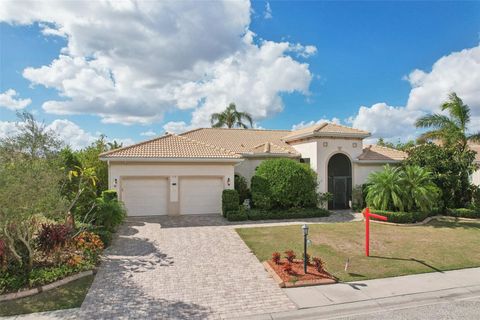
[180,128,299,156]
[283,122,370,141]
[99,134,241,159]
[357,144,407,162]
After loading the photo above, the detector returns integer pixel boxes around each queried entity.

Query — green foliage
[246,208,330,221]
[351,185,364,211]
[366,165,405,211]
[377,138,416,151]
[404,143,476,208]
[369,209,430,224]
[253,159,318,209]
[234,174,250,204]
[445,208,480,219]
[366,165,440,212]
[101,189,118,202]
[226,207,248,221]
[210,102,253,128]
[251,175,272,210]
[93,197,126,232]
[222,189,240,217]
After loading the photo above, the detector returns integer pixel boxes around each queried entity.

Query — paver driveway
[80,215,299,319]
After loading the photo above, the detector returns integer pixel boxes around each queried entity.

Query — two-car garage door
[121,176,223,216]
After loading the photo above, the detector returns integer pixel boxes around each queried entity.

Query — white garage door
[180,177,223,215]
[122,178,168,216]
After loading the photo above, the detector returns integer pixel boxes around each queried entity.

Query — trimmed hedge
[369,209,429,224]
[251,176,272,210]
[222,189,239,217]
[234,174,250,204]
[253,159,318,209]
[101,189,118,201]
[446,208,480,219]
[226,207,248,221]
[247,208,330,221]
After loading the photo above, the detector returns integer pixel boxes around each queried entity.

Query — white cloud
[264,2,273,19]
[140,130,157,137]
[163,121,193,134]
[291,118,340,131]
[1,0,315,127]
[348,45,480,142]
[0,89,32,110]
[0,118,133,150]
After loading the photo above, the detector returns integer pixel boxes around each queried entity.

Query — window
[300,158,310,165]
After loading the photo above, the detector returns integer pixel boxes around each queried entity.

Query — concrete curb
[0,270,94,302]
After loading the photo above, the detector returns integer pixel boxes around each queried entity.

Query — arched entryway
[327,153,352,210]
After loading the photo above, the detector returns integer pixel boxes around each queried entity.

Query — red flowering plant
[312,257,326,273]
[283,262,294,275]
[284,250,296,263]
[74,231,104,264]
[272,252,281,265]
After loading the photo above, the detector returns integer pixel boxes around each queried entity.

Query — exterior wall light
[227,177,231,186]
[323,142,328,147]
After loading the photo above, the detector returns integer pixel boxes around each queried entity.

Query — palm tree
[400,165,440,212]
[415,92,480,151]
[366,165,405,211]
[210,103,253,129]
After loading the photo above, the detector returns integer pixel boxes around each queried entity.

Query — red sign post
[363,207,388,257]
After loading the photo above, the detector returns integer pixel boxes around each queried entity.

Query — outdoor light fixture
[302,224,309,274]
[323,142,328,147]
[227,177,231,186]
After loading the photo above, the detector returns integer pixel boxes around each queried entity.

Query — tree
[404,143,476,209]
[210,103,253,128]
[377,138,415,151]
[0,112,62,160]
[415,93,480,151]
[400,165,440,212]
[366,165,404,211]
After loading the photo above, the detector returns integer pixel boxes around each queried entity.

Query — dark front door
[328,153,352,210]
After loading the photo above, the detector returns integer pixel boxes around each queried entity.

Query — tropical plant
[400,165,440,212]
[415,93,480,151]
[365,165,404,211]
[210,103,253,128]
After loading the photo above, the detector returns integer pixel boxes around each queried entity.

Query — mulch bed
[264,259,337,288]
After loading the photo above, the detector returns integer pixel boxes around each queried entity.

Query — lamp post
[302,224,309,274]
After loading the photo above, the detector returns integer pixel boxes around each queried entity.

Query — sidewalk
[242,267,480,319]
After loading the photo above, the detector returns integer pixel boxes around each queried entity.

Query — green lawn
[237,218,480,282]
[0,275,94,317]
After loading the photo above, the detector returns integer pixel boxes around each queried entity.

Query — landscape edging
[368,215,479,226]
[0,270,94,302]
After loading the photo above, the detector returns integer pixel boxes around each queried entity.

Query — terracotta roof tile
[283,122,370,140]
[100,134,241,159]
[181,128,299,156]
[357,144,407,161]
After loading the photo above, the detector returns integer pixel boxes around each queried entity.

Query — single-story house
[100,123,409,216]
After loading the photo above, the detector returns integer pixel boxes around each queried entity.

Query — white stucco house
[99,123,408,216]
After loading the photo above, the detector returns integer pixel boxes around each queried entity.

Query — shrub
[312,257,325,272]
[226,207,248,221]
[93,228,113,247]
[369,209,430,224]
[250,175,272,210]
[222,189,239,217]
[234,174,250,204]
[36,224,73,253]
[101,189,118,201]
[94,197,126,232]
[74,231,104,262]
[272,252,281,265]
[446,208,480,219]
[254,159,318,209]
[283,262,293,275]
[351,185,364,211]
[246,208,329,221]
[284,250,296,263]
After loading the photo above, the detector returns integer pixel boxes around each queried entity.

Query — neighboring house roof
[180,128,299,157]
[99,134,241,160]
[357,144,407,162]
[283,122,370,141]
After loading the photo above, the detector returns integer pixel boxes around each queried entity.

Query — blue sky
[1,1,479,148]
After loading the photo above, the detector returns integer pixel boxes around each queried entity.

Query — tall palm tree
[415,92,480,151]
[210,103,253,129]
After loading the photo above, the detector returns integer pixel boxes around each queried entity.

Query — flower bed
[264,251,336,287]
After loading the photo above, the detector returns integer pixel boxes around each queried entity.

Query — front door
[327,153,352,210]
[332,176,349,209]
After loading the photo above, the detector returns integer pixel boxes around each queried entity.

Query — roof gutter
[99,157,243,163]
[241,153,300,158]
[353,159,403,164]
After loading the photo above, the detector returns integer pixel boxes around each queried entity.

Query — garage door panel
[122,178,168,216]
[180,177,223,215]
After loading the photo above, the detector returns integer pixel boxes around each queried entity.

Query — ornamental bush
[446,208,480,219]
[253,159,318,209]
[251,175,272,210]
[226,207,248,221]
[369,209,429,224]
[222,189,239,217]
[234,174,250,204]
[101,189,118,202]
[94,196,126,232]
